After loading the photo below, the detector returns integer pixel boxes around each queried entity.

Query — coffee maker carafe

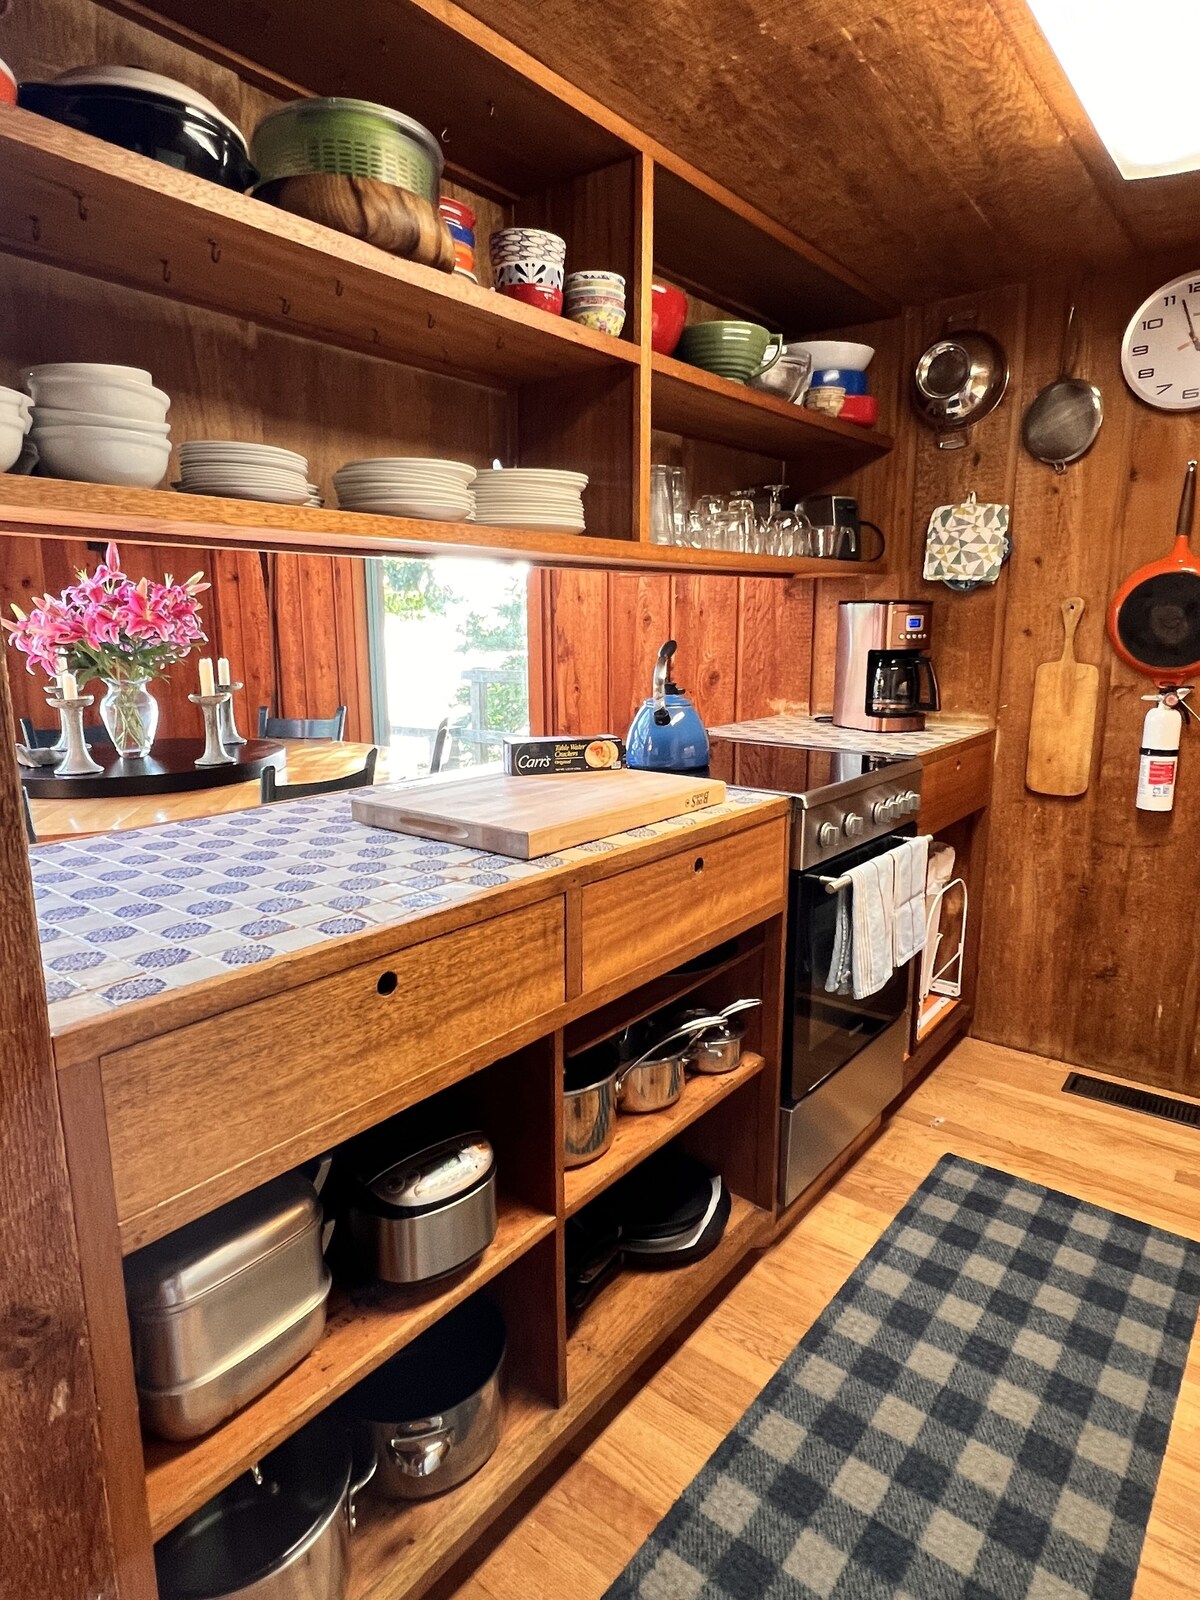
[832,600,940,733]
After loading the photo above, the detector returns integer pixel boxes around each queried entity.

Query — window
[368,556,530,777]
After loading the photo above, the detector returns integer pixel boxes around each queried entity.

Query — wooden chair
[21,787,36,844]
[257,705,347,740]
[19,716,108,748]
[260,747,378,804]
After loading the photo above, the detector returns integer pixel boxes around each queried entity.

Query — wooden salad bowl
[258,174,456,272]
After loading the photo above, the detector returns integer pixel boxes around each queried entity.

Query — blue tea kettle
[626,640,710,773]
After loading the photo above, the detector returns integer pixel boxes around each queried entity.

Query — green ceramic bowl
[676,321,781,383]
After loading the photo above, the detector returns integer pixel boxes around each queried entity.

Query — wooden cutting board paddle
[350,769,727,859]
[1025,596,1099,796]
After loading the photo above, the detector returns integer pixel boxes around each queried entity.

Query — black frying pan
[1107,460,1200,686]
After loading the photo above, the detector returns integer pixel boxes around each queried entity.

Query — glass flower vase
[99,671,159,758]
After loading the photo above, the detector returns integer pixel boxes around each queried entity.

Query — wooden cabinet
[917,735,995,836]
[576,818,788,992]
[50,807,789,1600]
[102,900,566,1251]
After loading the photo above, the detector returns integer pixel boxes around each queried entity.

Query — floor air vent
[1062,1072,1200,1128]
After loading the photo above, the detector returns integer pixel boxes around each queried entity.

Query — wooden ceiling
[456,0,1200,302]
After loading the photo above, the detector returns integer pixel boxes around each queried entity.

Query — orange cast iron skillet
[1107,459,1200,687]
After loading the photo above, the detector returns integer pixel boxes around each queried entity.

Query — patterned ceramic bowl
[566,270,625,291]
[567,304,626,336]
[490,227,566,264]
[494,260,564,290]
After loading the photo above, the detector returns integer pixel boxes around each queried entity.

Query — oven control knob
[842,812,865,840]
[899,790,921,816]
[871,799,893,825]
[817,821,840,848]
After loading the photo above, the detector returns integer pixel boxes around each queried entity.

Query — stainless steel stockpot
[349,1295,506,1500]
[563,1052,620,1168]
[154,1414,375,1600]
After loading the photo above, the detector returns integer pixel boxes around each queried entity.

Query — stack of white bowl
[333,458,477,522]
[178,441,319,505]
[472,467,587,531]
[0,386,33,473]
[23,363,172,487]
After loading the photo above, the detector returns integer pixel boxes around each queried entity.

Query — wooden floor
[446,1037,1200,1600]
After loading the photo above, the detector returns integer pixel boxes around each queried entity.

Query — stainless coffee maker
[832,600,940,733]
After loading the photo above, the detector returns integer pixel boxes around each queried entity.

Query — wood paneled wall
[538,259,1200,1095]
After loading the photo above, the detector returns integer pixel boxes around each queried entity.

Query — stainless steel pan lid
[154,1413,360,1598]
[913,328,1009,448]
[359,1133,494,1216]
[124,1173,322,1314]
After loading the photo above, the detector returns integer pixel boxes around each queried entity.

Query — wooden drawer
[918,737,994,834]
[578,819,787,993]
[102,900,565,1250]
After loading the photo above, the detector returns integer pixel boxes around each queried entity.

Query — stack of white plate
[472,467,587,531]
[333,458,477,522]
[177,441,319,505]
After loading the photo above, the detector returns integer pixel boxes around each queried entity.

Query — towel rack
[817,872,852,894]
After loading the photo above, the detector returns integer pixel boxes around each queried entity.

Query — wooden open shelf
[143,1197,555,1539]
[0,478,885,576]
[0,108,636,388]
[349,1196,770,1600]
[564,940,760,1057]
[567,1193,769,1400]
[652,352,894,465]
[565,1053,767,1217]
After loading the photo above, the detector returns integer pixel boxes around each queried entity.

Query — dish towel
[892,835,931,967]
[828,853,893,1000]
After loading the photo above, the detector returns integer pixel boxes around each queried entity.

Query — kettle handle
[652,640,677,726]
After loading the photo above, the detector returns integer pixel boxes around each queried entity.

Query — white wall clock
[1122,271,1200,410]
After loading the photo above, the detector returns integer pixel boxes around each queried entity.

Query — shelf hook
[427,314,436,330]
[209,239,221,264]
[334,278,344,297]
[280,296,291,316]
[28,214,40,243]
[161,258,171,284]
[440,125,450,143]
[73,192,88,222]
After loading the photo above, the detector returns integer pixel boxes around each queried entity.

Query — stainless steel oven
[709,736,923,1207]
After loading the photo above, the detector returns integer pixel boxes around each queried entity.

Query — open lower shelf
[0,476,884,576]
[564,940,761,1058]
[651,352,894,469]
[348,1195,770,1600]
[565,1054,766,1217]
[916,993,961,1045]
[143,1197,555,1538]
[567,1194,769,1402]
[0,106,635,388]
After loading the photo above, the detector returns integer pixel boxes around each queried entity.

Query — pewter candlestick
[217,679,246,747]
[49,693,104,776]
[190,691,235,767]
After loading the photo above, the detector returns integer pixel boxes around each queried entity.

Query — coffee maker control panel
[884,602,931,650]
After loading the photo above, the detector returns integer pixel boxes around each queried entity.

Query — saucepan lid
[1107,460,1200,684]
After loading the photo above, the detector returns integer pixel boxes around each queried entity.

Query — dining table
[27,740,395,840]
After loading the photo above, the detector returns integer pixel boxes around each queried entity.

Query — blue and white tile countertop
[33,787,776,1031]
[708,712,992,758]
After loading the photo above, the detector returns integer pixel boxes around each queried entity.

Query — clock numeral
[1132,344,1149,355]
[1189,282,1200,295]
[1184,388,1200,400]
[1164,294,1178,305]
[1156,383,1173,394]
[1143,317,1165,330]
[1138,367,1156,379]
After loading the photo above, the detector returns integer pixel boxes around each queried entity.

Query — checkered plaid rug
[604,1154,1200,1600]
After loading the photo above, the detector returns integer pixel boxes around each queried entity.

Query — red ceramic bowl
[0,59,16,105]
[837,394,879,427]
[652,282,688,355]
[497,281,564,316]
[438,196,476,231]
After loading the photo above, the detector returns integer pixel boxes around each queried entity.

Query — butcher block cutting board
[1025,596,1099,797]
[350,770,727,859]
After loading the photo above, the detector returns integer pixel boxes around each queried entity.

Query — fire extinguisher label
[1147,760,1177,784]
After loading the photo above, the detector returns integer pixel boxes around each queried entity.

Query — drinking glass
[650,464,675,544]
[723,498,756,554]
[693,495,726,549]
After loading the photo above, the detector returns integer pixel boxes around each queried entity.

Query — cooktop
[708,737,923,869]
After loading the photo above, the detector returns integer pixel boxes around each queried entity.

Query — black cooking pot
[154,1412,375,1599]
[348,1294,505,1501]
[18,82,257,190]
